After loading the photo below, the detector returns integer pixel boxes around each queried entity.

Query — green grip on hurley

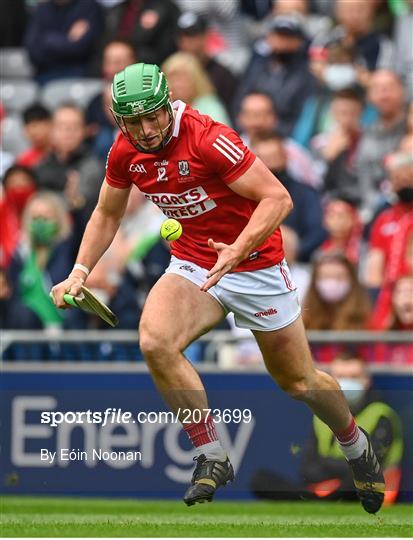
[49,291,79,308]
[63,294,79,307]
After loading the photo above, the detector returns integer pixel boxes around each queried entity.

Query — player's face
[123,107,172,151]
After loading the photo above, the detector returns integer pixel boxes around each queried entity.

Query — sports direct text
[40,408,252,427]
[142,187,217,219]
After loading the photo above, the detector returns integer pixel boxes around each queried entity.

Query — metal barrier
[1,330,412,370]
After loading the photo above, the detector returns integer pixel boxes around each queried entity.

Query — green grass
[1,496,412,537]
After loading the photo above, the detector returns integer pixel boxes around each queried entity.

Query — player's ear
[169,90,174,100]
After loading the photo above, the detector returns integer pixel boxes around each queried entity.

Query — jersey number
[157,167,168,182]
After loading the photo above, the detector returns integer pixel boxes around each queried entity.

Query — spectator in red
[320,198,363,265]
[372,274,413,332]
[0,166,37,268]
[392,275,413,331]
[17,104,52,169]
[364,152,413,297]
[370,274,413,365]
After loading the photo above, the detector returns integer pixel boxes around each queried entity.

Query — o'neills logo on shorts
[254,308,278,317]
[142,186,217,219]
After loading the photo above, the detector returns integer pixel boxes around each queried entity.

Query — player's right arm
[51,180,131,308]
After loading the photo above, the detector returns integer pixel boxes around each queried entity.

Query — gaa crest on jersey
[178,160,190,176]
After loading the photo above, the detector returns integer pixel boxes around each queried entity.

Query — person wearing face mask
[303,353,403,503]
[251,353,403,504]
[323,62,358,92]
[0,166,37,268]
[364,153,413,298]
[302,252,371,334]
[5,191,76,330]
[293,40,378,149]
[234,14,315,136]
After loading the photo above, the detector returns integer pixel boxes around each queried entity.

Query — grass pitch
[1,496,412,537]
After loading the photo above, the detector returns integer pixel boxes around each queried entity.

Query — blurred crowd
[0,0,412,364]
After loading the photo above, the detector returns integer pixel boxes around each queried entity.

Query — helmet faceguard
[110,63,174,153]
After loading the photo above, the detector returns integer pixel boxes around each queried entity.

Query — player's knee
[279,377,311,400]
[139,327,175,362]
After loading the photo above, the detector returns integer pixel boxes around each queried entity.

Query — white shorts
[165,256,301,331]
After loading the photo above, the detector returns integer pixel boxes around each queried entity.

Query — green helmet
[111,62,174,152]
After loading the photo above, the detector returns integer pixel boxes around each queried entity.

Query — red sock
[334,417,360,446]
[183,416,218,447]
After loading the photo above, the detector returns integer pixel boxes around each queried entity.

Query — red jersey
[17,147,48,168]
[370,203,413,258]
[105,100,284,271]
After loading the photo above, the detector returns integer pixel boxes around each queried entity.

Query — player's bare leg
[139,273,234,505]
[139,274,223,410]
[253,315,385,513]
[254,316,350,429]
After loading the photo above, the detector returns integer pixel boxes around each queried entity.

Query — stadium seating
[1,79,38,114]
[41,78,104,110]
[1,113,29,155]
[0,48,34,79]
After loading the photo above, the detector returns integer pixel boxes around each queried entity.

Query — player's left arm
[201,158,292,291]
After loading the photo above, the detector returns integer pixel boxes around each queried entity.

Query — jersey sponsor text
[143,186,217,219]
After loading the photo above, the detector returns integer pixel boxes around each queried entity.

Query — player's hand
[50,275,84,309]
[200,239,243,292]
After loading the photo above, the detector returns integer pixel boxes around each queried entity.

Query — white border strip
[212,141,237,164]
[2,362,413,375]
[172,100,186,138]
